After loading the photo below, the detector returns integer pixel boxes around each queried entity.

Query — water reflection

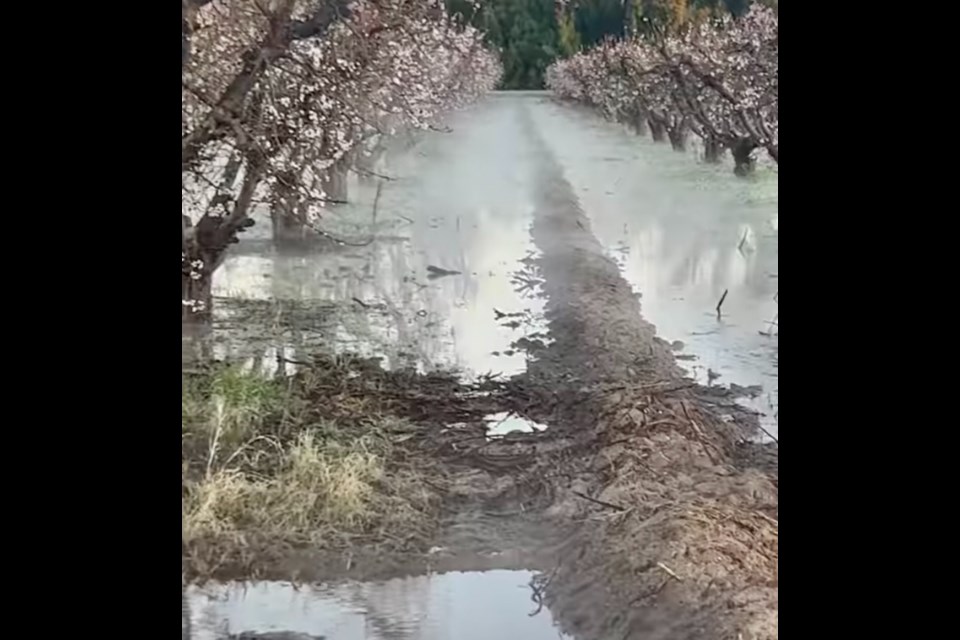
[190,94,778,437]
[531,99,779,436]
[201,99,548,380]
[185,571,572,640]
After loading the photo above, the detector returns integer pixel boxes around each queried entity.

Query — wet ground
[184,91,778,639]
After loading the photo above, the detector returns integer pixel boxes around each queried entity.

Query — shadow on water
[530,99,779,438]
[184,570,572,640]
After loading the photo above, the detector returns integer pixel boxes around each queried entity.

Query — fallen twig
[372,181,383,224]
[755,511,779,527]
[656,562,682,581]
[572,490,627,512]
[351,166,396,181]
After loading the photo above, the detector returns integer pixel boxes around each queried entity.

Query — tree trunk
[731,139,757,177]
[271,204,312,247]
[355,141,387,185]
[270,171,312,248]
[322,160,349,203]
[649,118,666,143]
[704,137,724,163]
[668,123,689,152]
[631,110,648,136]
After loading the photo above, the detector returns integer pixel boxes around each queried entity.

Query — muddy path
[184,92,778,639]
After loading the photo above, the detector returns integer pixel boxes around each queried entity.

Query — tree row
[181,0,501,322]
[546,4,777,175]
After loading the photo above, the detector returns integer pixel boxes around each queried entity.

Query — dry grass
[181,363,439,579]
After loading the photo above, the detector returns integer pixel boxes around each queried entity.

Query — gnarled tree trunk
[322,159,349,203]
[631,109,648,136]
[181,158,263,325]
[703,137,724,163]
[731,138,757,177]
[648,117,666,143]
[355,139,387,185]
[270,170,313,248]
[667,121,689,152]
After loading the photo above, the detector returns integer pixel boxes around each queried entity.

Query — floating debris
[426,265,462,279]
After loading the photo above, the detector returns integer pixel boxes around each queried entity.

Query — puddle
[185,570,572,640]
[484,412,548,436]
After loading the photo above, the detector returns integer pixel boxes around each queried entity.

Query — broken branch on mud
[572,490,628,512]
[656,561,683,581]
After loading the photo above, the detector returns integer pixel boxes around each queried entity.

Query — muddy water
[185,571,571,639]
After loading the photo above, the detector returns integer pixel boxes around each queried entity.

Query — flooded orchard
[202,92,777,432]
[183,92,778,640]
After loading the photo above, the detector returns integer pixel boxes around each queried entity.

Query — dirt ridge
[507,105,779,640]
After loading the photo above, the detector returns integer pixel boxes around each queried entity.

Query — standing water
[185,571,571,640]
[198,93,777,435]
[531,98,779,437]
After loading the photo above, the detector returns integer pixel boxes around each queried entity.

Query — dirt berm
[506,119,779,640]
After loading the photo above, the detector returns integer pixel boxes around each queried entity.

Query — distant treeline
[446,0,771,90]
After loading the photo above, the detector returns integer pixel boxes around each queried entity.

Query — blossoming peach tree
[545,4,777,176]
[181,0,501,323]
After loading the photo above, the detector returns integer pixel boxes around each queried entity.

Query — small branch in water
[426,265,462,279]
[572,490,627,512]
[737,229,749,254]
[716,289,729,319]
[528,565,559,617]
[351,166,396,181]
[756,423,779,444]
[372,181,383,226]
[351,297,370,309]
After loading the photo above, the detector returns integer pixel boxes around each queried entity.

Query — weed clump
[181,363,437,578]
